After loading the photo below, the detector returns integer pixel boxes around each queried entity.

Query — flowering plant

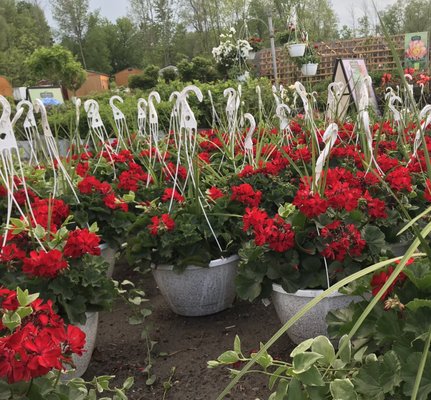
[212,28,252,76]
[126,186,244,270]
[247,36,263,52]
[0,218,116,324]
[0,287,133,399]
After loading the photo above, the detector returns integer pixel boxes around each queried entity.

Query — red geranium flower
[22,249,68,278]
[63,229,101,258]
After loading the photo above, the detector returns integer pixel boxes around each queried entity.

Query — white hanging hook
[179,85,203,131]
[34,99,53,137]
[243,113,256,151]
[276,104,291,131]
[148,91,161,125]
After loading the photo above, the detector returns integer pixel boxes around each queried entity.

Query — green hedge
[44,77,277,138]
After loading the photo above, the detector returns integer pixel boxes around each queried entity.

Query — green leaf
[354,351,401,398]
[293,352,324,374]
[311,336,335,365]
[290,338,314,358]
[406,299,431,312]
[269,366,288,390]
[33,224,46,239]
[217,351,240,364]
[402,352,431,400]
[122,377,134,390]
[287,378,307,399]
[362,225,386,255]
[274,379,288,399]
[338,335,351,364]
[233,335,241,354]
[404,262,431,291]
[295,365,325,387]
[330,379,358,400]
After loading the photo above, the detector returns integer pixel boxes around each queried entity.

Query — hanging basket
[286,43,306,57]
[301,63,318,76]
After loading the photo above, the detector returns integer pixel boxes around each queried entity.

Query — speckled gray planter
[272,284,362,344]
[64,312,99,379]
[152,255,239,316]
[99,243,117,277]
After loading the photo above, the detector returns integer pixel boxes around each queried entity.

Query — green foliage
[159,66,178,83]
[0,0,52,85]
[26,45,86,91]
[129,65,160,90]
[177,56,219,83]
[0,372,133,400]
[210,334,406,399]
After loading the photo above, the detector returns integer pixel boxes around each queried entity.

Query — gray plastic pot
[152,254,239,316]
[63,312,99,379]
[272,284,363,345]
[99,243,117,277]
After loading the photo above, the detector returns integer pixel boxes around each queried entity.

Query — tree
[403,0,431,33]
[0,0,52,85]
[50,0,89,68]
[26,45,86,93]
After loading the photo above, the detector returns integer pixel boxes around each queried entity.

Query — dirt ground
[84,263,294,400]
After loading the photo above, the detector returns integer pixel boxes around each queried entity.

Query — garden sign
[404,31,429,71]
[332,58,379,118]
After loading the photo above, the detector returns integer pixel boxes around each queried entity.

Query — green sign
[404,32,429,71]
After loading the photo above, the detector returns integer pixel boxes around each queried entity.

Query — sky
[42,0,397,29]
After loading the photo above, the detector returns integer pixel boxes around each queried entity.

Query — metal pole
[267,13,279,88]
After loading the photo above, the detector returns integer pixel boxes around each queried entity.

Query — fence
[256,34,430,85]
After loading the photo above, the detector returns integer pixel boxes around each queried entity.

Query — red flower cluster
[161,188,185,203]
[118,163,152,192]
[63,229,101,258]
[78,176,111,195]
[370,259,412,299]
[231,184,262,208]
[0,288,85,384]
[207,186,224,201]
[31,198,70,230]
[320,220,366,262]
[243,208,295,252]
[22,249,68,278]
[163,162,187,181]
[293,189,328,218]
[148,214,175,236]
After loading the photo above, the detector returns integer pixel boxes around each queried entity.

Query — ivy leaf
[354,351,401,399]
[217,351,239,364]
[287,379,307,399]
[293,352,324,374]
[330,379,358,400]
[295,365,325,387]
[311,336,335,365]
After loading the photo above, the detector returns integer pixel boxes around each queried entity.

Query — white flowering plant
[212,28,253,74]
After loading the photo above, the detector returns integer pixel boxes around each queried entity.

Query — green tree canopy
[26,44,86,92]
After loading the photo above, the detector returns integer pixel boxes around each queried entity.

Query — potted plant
[294,45,320,76]
[247,36,263,60]
[277,22,307,58]
[233,145,398,343]
[0,287,133,398]
[126,184,244,316]
[0,210,117,376]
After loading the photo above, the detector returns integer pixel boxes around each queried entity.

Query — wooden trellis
[256,34,430,85]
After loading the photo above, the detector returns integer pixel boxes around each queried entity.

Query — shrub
[177,57,219,83]
[128,64,160,90]
[160,66,178,83]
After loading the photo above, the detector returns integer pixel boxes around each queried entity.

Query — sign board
[404,32,429,71]
[27,86,65,106]
[331,59,379,118]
